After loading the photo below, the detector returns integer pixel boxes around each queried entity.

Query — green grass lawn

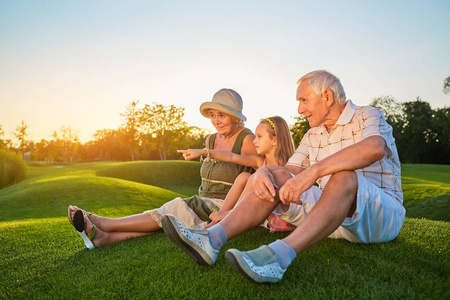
[0,162,448,299]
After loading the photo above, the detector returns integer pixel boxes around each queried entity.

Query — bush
[0,150,27,189]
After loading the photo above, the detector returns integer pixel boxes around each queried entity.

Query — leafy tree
[366,96,449,164]
[0,125,12,150]
[140,103,190,160]
[120,101,141,161]
[370,95,403,125]
[401,98,434,163]
[33,139,50,162]
[186,126,212,150]
[13,121,29,158]
[370,96,406,158]
[431,106,450,164]
[92,129,128,161]
[52,126,80,162]
[290,115,310,148]
[443,76,450,94]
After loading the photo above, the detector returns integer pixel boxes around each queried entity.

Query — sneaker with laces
[225,246,286,283]
[162,215,218,266]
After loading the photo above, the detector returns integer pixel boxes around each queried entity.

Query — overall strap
[231,128,253,154]
[207,133,216,150]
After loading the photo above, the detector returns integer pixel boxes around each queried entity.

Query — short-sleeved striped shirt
[287,100,403,203]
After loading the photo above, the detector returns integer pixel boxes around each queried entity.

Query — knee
[234,172,251,185]
[271,169,294,187]
[328,171,358,193]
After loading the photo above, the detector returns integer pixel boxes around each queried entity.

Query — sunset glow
[1,0,449,144]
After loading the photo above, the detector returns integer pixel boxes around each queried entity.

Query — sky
[1,0,449,144]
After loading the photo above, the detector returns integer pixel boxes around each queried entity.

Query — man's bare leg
[283,170,358,254]
[223,171,358,283]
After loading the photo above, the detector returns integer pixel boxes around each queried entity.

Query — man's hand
[252,167,279,202]
[279,167,318,205]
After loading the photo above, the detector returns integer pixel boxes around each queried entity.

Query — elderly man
[162,70,405,283]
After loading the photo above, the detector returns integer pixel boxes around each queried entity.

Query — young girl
[178,116,296,230]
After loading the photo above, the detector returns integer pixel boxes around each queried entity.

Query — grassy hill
[0,161,201,222]
[0,161,448,299]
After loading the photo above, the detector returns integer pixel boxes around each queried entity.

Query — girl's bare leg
[220,170,294,238]
[219,172,251,212]
[209,210,231,223]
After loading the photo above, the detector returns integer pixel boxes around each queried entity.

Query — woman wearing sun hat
[68,88,257,249]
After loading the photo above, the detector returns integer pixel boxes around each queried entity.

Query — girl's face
[253,123,276,156]
[208,109,238,136]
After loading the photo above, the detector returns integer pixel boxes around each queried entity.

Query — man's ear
[324,89,335,106]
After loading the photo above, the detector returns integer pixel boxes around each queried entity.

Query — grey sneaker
[162,215,218,266]
[225,246,286,283]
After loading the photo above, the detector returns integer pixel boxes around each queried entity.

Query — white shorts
[273,173,406,243]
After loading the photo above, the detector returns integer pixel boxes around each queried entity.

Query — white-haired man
[162,70,405,283]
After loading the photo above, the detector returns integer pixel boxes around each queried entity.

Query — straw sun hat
[200,89,247,121]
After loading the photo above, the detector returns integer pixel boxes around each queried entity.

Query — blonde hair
[259,116,295,166]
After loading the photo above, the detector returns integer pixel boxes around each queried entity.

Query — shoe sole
[73,210,85,233]
[162,216,211,266]
[225,250,261,283]
[73,210,94,250]
[225,250,278,284]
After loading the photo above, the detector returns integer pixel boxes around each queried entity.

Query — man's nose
[297,103,305,114]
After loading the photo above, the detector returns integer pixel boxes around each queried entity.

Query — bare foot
[209,210,230,223]
[68,205,83,224]
[69,205,97,226]
[82,212,103,247]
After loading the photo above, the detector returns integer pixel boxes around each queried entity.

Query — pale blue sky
[1,0,449,143]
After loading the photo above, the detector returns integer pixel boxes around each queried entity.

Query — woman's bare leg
[69,206,162,233]
[81,213,156,247]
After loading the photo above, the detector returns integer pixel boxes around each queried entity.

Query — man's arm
[279,135,386,204]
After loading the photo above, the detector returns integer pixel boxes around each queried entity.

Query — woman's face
[208,109,238,136]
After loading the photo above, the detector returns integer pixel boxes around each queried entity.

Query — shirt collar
[315,100,356,134]
[335,100,356,125]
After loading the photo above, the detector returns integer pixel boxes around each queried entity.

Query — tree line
[369,96,449,164]
[0,102,210,163]
[290,98,449,165]
[2,76,449,164]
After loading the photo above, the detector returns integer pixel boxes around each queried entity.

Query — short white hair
[297,70,347,105]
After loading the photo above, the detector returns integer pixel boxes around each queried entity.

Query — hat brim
[200,102,247,121]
